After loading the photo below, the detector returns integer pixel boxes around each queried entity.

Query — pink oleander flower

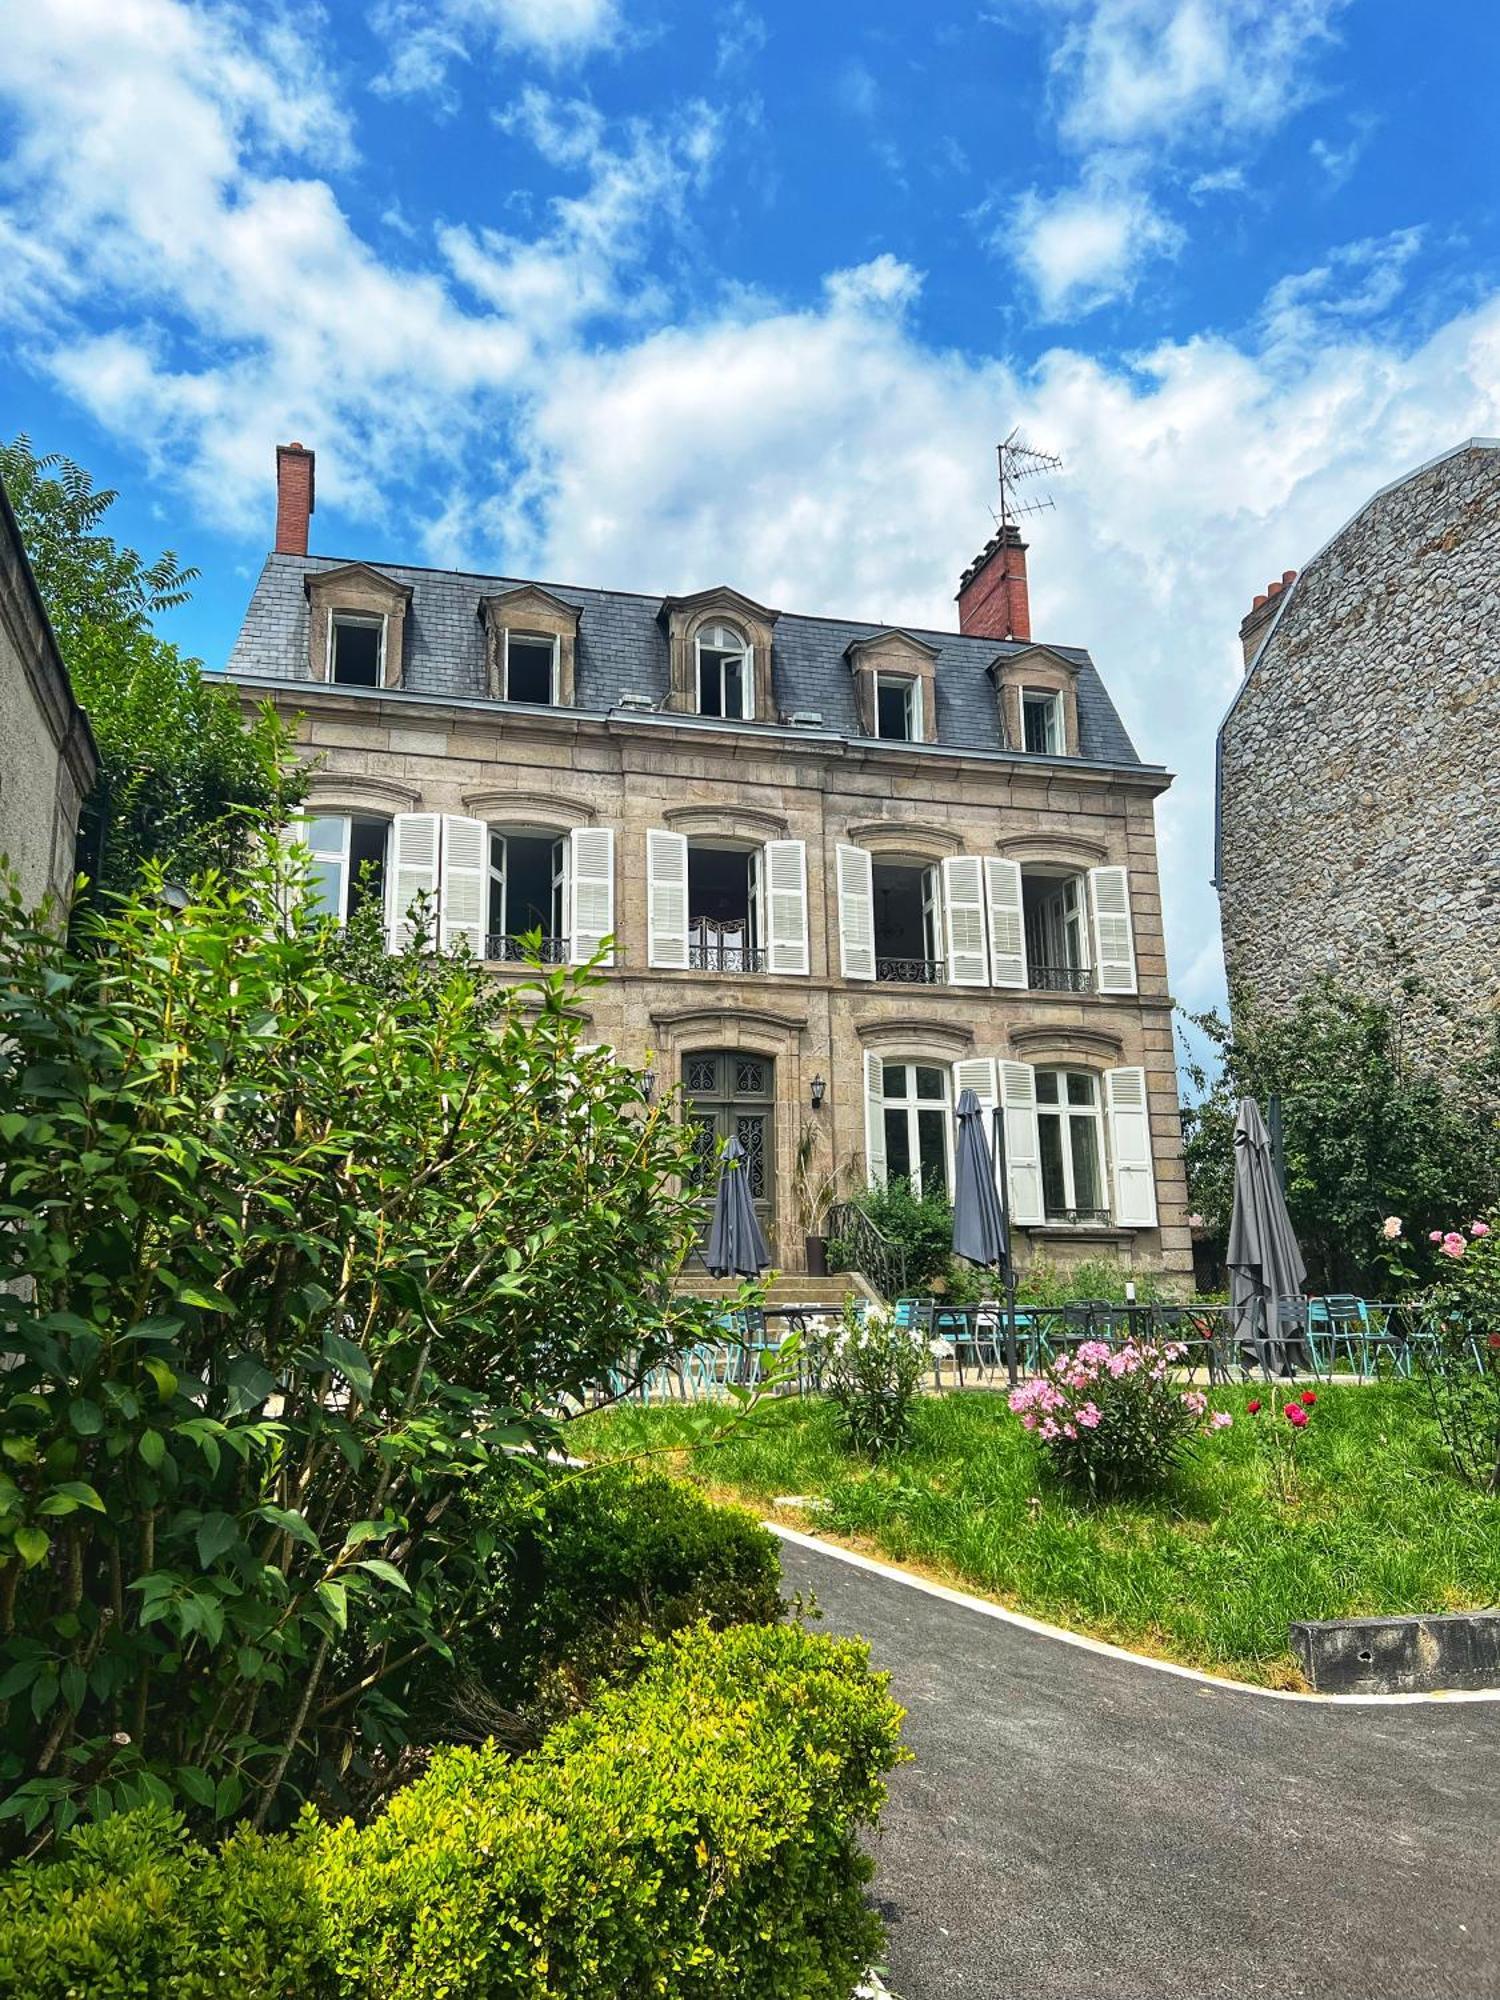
[1077,1402,1102,1429]
[1181,1390,1207,1417]
[1039,1418,1059,1440]
[1441,1233,1467,1260]
[1076,1341,1112,1365]
[1209,1411,1232,1430]
[1472,1220,1492,1238]
[1429,1230,1444,1244]
[1021,1413,1038,1430]
[1187,1213,1205,1229]
[1062,1423,1077,1439]
[1382,1216,1402,1240]
[1284,1403,1309,1428]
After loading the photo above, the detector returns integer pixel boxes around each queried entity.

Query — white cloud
[370,0,621,101]
[715,2,767,76]
[1007,169,1185,317]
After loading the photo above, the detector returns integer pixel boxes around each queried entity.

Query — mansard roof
[226,551,1144,767]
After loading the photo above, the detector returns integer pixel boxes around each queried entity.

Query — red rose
[1246,1399,1262,1414]
[1488,1334,1500,1352]
[1284,1404,1309,1428]
[1301,1390,1317,1405]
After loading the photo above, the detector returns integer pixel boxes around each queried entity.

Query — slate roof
[226,552,1145,767]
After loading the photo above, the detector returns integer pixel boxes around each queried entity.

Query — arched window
[695,621,750,720]
[876,1062,951,1199]
[299,814,389,924]
[1034,1067,1107,1222]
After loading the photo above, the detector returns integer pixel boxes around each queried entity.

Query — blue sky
[4,0,1500,1018]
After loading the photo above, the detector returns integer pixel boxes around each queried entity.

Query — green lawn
[579,1382,1500,1686]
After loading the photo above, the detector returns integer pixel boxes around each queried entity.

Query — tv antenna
[994,428,1063,532]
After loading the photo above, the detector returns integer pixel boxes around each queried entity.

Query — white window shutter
[569,827,616,966]
[998,1060,1045,1225]
[942,856,988,987]
[763,839,809,975]
[864,1050,887,1188]
[439,816,486,955]
[387,812,440,952]
[836,843,876,981]
[983,858,1027,989]
[1105,1067,1157,1226]
[646,829,689,969]
[1089,866,1138,995]
[952,1058,1002,1201]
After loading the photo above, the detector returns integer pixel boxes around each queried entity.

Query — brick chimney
[1238,568,1297,666]
[274,442,316,556]
[957,524,1030,643]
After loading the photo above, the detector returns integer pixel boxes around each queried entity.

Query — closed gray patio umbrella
[1227,1095,1307,1376]
[704,1134,771,1279]
[951,1087,1019,1385]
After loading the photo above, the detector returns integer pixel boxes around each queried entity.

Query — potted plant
[792,1122,853,1277]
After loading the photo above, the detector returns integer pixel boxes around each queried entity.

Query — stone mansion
[224,442,1192,1283]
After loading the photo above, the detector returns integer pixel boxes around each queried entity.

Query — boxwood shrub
[0,1621,905,2000]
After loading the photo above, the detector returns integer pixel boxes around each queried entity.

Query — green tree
[0,842,727,1847]
[1,436,299,903]
[1181,972,1500,1293]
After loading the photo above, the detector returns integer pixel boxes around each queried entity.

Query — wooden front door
[682,1051,775,1243]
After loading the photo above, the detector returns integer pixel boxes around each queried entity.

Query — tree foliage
[1,436,300,903]
[1181,970,1500,1293]
[0,844,725,1848]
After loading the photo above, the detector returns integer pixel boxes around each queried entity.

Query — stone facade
[1216,440,1500,1043]
[0,476,97,912]
[223,444,1194,1287]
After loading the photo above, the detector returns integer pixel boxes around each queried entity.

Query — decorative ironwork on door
[681,1052,775,1223]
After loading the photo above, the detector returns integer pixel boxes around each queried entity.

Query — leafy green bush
[812,1303,929,1457]
[1015,1257,1183,1307]
[829,1177,954,1290]
[448,1466,784,1740]
[1414,1215,1500,1490]
[0,852,729,1846]
[0,1807,328,1999]
[0,1623,905,2000]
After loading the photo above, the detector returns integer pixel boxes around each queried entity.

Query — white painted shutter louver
[646,829,690,969]
[1105,1066,1158,1227]
[439,816,486,956]
[864,1050,887,1188]
[1089,866,1138,995]
[998,1060,1045,1226]
[952,1057,1003,1205]
[836,844,876,981]
[941,856,988,987]
[983,858,1027,989]
[569,827,616,966]
[387,812,441,952]
[763,839,809,975]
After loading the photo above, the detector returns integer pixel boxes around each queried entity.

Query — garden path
[777,1533,1499,2000]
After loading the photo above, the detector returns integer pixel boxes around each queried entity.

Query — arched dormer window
[695,621,750,720]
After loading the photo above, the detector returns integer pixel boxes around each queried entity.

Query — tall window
[871,861,943,982]
[487,830,566,961]
[301,815,388,923]
[1035,1068,1106,1220]
[1022,872,1090,991]
[875,674,920,741]
[503,632,557,704]
[330,614,384,688]
[696,622,750,719]
[1022,689,1061,754]
[880,1063,950,1198]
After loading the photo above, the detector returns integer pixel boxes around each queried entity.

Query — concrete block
[1289,1612,1500,1694]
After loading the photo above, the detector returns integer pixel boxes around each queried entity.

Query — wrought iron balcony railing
[486,934,569,964]
[689,941,767,974]
[1042,1206,1113,1227]
[1028,963,1096,993]
[875,956,943,985]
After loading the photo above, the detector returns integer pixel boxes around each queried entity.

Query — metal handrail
[1028,964,1095,993]
[688,941,767,973]
[825,1200,908,1302]
[875,956,943,984]
[486,934,569,964]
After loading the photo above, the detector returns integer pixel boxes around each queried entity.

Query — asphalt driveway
[777,1534,1500,2000]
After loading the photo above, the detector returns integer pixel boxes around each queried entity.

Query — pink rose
[1441,1233,1467,1260]
[1284,1403,1309,1428]
[1382,1216,1402,1240]
[1429,1231,1444,1244]
[1472,1221,1491,1238]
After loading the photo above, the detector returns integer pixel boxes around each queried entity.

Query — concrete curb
[765,1522,1500,1706]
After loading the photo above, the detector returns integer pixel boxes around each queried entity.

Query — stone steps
[675,1271,884,1309]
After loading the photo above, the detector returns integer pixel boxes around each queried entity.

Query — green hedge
[0,1622,905,2000]
[455,1465,784,1736]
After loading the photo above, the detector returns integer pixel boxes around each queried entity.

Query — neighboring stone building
[1216,440,1500,1043]
[0,473,97,911]
[223,443,1192,1283]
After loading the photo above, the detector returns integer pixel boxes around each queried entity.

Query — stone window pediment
[855,1018,974,1055]
[479,586,582,707]
[662,804,790,842]
[1008,1024,1124,1062]
[989,645,1080,757]
[461,786,596,836]
[661,586,779,723]
[303,774,421,817]
[844,631,939,744]
[306,565,413,689]
[845,818,961,864]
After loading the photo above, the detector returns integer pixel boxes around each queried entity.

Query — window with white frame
[875,673,920,742]
[487,829,567,961]
[502,631,558,705]
[300,815,389,923]
[1021,688,1062,754]
[330,614,384,688]
[1035,1068,1107,1221]
[695,622,751,719]
[879,1062,951,1198]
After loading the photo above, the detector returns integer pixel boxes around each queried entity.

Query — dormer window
[503,632,559,705]
[330,613,384,688]
[875,674,921,742]
[1022,689,1062,755]
[696,622,750,719]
